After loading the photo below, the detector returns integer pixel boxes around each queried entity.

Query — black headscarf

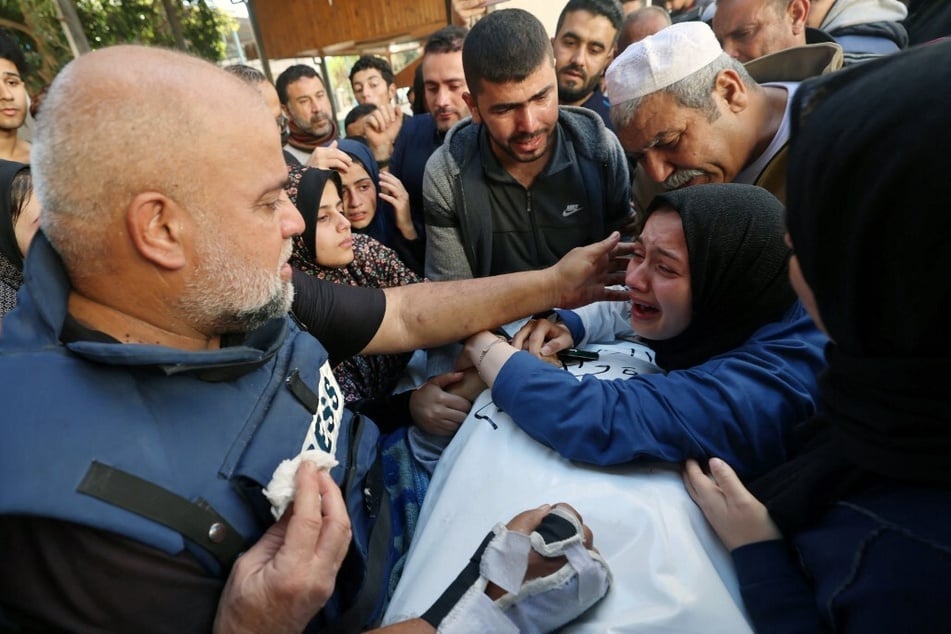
[291,167,342,268]
[750,40,951,533]
[641,183,795,371]
[0,159,29,270]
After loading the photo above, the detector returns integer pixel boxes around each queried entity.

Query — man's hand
[485,503,596,600]
[214,462,352,633]
[452,0,489,26]
[548,232,629,308]
[683,458,782,552]
[306,141,353,171]
[511,318,574,357]
[410,371,477,436]
[365,104,404,165]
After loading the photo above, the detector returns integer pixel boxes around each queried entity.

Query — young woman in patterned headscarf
[290,167,422,403]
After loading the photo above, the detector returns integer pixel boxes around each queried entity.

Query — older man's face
[283,75,334,138]
[617,89,748,189]
[713,0,804,62]
[180,107,304,334]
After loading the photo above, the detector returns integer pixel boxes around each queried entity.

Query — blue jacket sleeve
[491,303,826,478]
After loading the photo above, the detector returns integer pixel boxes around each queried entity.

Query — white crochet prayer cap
[605,21,723,105]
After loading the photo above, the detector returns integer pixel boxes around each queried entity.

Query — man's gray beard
[306,114,331,137]
[179,277,295,337]
[664,169,706,190]
[178,237,296,336]
[213,281,294,335]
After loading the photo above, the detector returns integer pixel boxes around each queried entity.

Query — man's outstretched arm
[364,232,628,355]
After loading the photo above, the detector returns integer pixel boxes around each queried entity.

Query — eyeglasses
[276,114,289,131]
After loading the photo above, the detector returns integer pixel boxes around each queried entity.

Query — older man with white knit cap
[605,21,799,210]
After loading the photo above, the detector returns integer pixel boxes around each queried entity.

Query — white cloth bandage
[436,506,612,633]
[262,449,338,520]
[438,586,519,634]
[481,526,531,594]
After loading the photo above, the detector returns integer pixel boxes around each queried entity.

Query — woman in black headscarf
[0,160,39,317]
[684,40,951,631]
[290,168,475,441]
[460,183,827,479]
[290,167,422,403]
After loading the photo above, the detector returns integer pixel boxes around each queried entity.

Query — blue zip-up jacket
[492,302,826,479]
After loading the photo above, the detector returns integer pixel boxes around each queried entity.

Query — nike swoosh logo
[562,204,582,217]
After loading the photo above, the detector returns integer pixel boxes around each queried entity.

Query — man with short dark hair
[390,25,470,246]
[349,55,397,108]
[425,9,632,281]
[344,102,379,138]
[348,55,406,171]
[0,32,30,163]
[552,0,624,131]
[276,64,338,164]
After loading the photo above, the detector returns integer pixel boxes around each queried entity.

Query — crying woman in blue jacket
[459,183,827,480]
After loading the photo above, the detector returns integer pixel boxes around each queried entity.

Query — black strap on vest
[286,368,319,413]
[77,461,248,570]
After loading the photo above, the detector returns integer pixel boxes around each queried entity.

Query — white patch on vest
[262,362,345,521]
[301,361,343,456]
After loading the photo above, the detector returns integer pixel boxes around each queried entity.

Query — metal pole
[244,0,273,82]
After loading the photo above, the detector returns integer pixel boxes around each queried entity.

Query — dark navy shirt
[390,113,445,238]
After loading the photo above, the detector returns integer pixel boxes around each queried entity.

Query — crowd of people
[0,0,948,631]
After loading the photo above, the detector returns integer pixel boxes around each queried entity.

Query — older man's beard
[663,169,706,190]
[307,112,333,136]
[179,237,295,336]
[289,110,332,138]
